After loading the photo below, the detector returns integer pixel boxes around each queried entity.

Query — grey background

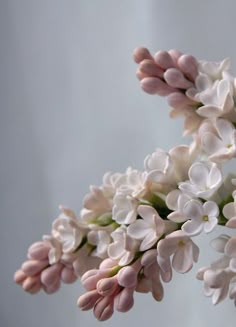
[1,1,236,326]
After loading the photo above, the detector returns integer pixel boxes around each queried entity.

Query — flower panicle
[14,46,236,320]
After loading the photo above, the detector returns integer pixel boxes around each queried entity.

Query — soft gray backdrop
[1,1,236,326]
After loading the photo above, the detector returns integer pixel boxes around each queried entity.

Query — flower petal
[182,220,203,236]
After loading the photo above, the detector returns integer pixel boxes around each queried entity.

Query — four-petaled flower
[127,205,165,251]
[157,230,199,273]
[182,200,219,236]
[179,161,222,200]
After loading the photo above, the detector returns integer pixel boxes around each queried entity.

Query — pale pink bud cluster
[77,259,138,321]
[77,249,174,320]
[14,240,78,294]
[133,47,198,108]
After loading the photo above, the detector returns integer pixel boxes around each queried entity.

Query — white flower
[166,189,192,223]
[144,148,173,186]
[201,119,236,163]
[108,226,140,266]
[222,191,236,228]
[117,167,150,199]
[198,58,231,80]
[42,235,62,265]
[127,205,165,251]
[157,230,199,273]
[144,145,195,190]
[112,191,139,225]
[102,171,127,198]
[182,200,219,236]
[52,206,87,253]
[179,161,222,200]
[87,230,111,259]
[202,269,232,305]
[186,72,234,118]
[81,186,112,223]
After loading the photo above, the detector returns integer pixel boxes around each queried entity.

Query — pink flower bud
[40,263,63,288]
[164,68,193,89]
[141,77,177,96]
[14,269,27,284]
[151,277,164,302]
[81,269,111,291]
[21,260,49,276]
[141,249,157,267]
[96,276,118,296]
[93,296,114,321]
[114,288,134,312]
[167,92,196,109]
[168,49,182,65]
[133,47,153,64]
[151,270,164,301]
[177,54,198,81]
[27,242,50,260]
[22,276,41,294]
[154,51,175,69]
[61,267,78,284]
[77,290,101,311]
[99,258,117,269]
[117,266,137,288]
[43,278,61,294]
[139,59,164,78]
[136,68,148,81]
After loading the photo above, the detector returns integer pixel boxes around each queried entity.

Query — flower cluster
[14,47,236,321]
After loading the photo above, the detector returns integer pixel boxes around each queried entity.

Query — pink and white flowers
[14,46,236,321]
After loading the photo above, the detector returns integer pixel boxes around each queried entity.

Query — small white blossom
[81,186,112,223]
[118,168,150,199]
[102,171,127,198]
[166,189,192,223]
[42,235,62,265]
[157,230,199,273]
[198,58,231,80]
[179,161,222,200]
[127,205,165,251]
[201,119,236,163]
[186,69,234,118]
[52,207,87,254]
[182,200,219,236]
[144,145,195,191]
[112,191,139,225]
[108,226,140,266]
[87,230,111,259]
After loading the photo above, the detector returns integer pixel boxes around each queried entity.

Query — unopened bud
[117,266,137,288]
[93,296,114,321]
[154,51,175,69]
[133,47,153,64]
[77,290,100,311]
[114,288,134,312]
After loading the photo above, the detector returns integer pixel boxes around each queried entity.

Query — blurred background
[1,1,236,326]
